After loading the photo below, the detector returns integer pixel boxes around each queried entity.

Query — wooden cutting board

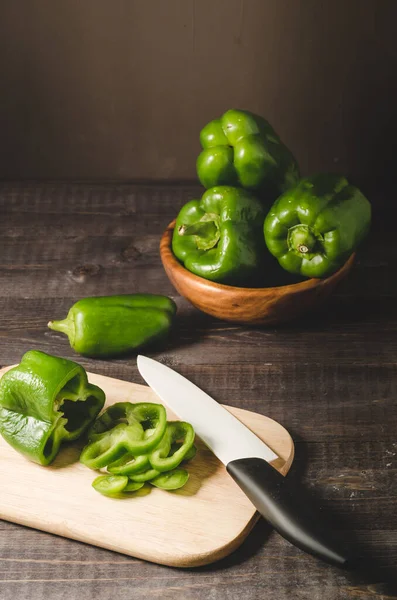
[0,366,294,568]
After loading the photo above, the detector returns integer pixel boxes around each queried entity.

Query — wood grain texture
[0,182,396,600]
[160,220,355,325]
[0,367,294,568]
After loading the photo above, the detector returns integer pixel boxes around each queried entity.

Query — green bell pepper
[80,402,167,470]
[48,294,177,358]
[172,186,265,285]
[197,109,300,201]
[264,173,371,278]
[0,350,105,465]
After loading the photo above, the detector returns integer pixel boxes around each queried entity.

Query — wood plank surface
[0,182,396,599]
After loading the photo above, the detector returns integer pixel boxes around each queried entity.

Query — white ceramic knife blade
[137,355,278,465]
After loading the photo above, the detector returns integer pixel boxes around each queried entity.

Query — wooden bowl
[160,221,355,325]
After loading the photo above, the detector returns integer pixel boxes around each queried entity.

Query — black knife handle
[226,457,351,567]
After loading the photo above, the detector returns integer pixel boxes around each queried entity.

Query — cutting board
[0,366,294,567]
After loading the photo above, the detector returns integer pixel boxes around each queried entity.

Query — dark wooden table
[0,182,396,600]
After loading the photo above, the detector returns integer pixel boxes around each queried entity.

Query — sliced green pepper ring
[150,468,189,490]
[172,443,197,463]
[124,480,145,493]
[80,421,143,469]
[92,474,129,496]
[80,403,167,470]
[128,467,160,482]
[89,402,167,449]
[106,452,150,475]
[149,422,195,473]
[107,428,155,475]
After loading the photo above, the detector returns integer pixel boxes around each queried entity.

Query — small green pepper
[80,402,167,470]
[172,186,266,285]
[197,109,300,201]
[48,294,177,358]
[264,173,372,278]
[0,350,105,465]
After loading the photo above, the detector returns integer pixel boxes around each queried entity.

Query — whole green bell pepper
[197,109,300,201]
[172,186,265,285]
[264,173,371,278]
[0,350,105,465]
[48,294,177,358]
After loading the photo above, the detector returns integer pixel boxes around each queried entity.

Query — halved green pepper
[0,350,105,465]
[172,186,265,285]
[48,294,177,358]
[264,173,372,278]
[197,109,300,202]
[80,402,167,470]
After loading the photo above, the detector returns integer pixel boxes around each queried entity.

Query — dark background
[0,0,396,193]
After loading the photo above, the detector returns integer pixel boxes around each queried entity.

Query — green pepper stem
[288,225,320,255]
[178,215,220,251]
[48,318,74,340]
[178,222,215,237]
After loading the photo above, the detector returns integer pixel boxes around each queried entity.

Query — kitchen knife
[137,355,351,568]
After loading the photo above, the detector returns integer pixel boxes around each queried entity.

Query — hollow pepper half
[264,173,372,278]
[0,350,105,465]
[48,294,177,358]
[196,109,300,202]
[172,186,266,285]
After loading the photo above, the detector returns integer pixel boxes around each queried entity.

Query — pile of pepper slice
[80,401,196,495]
